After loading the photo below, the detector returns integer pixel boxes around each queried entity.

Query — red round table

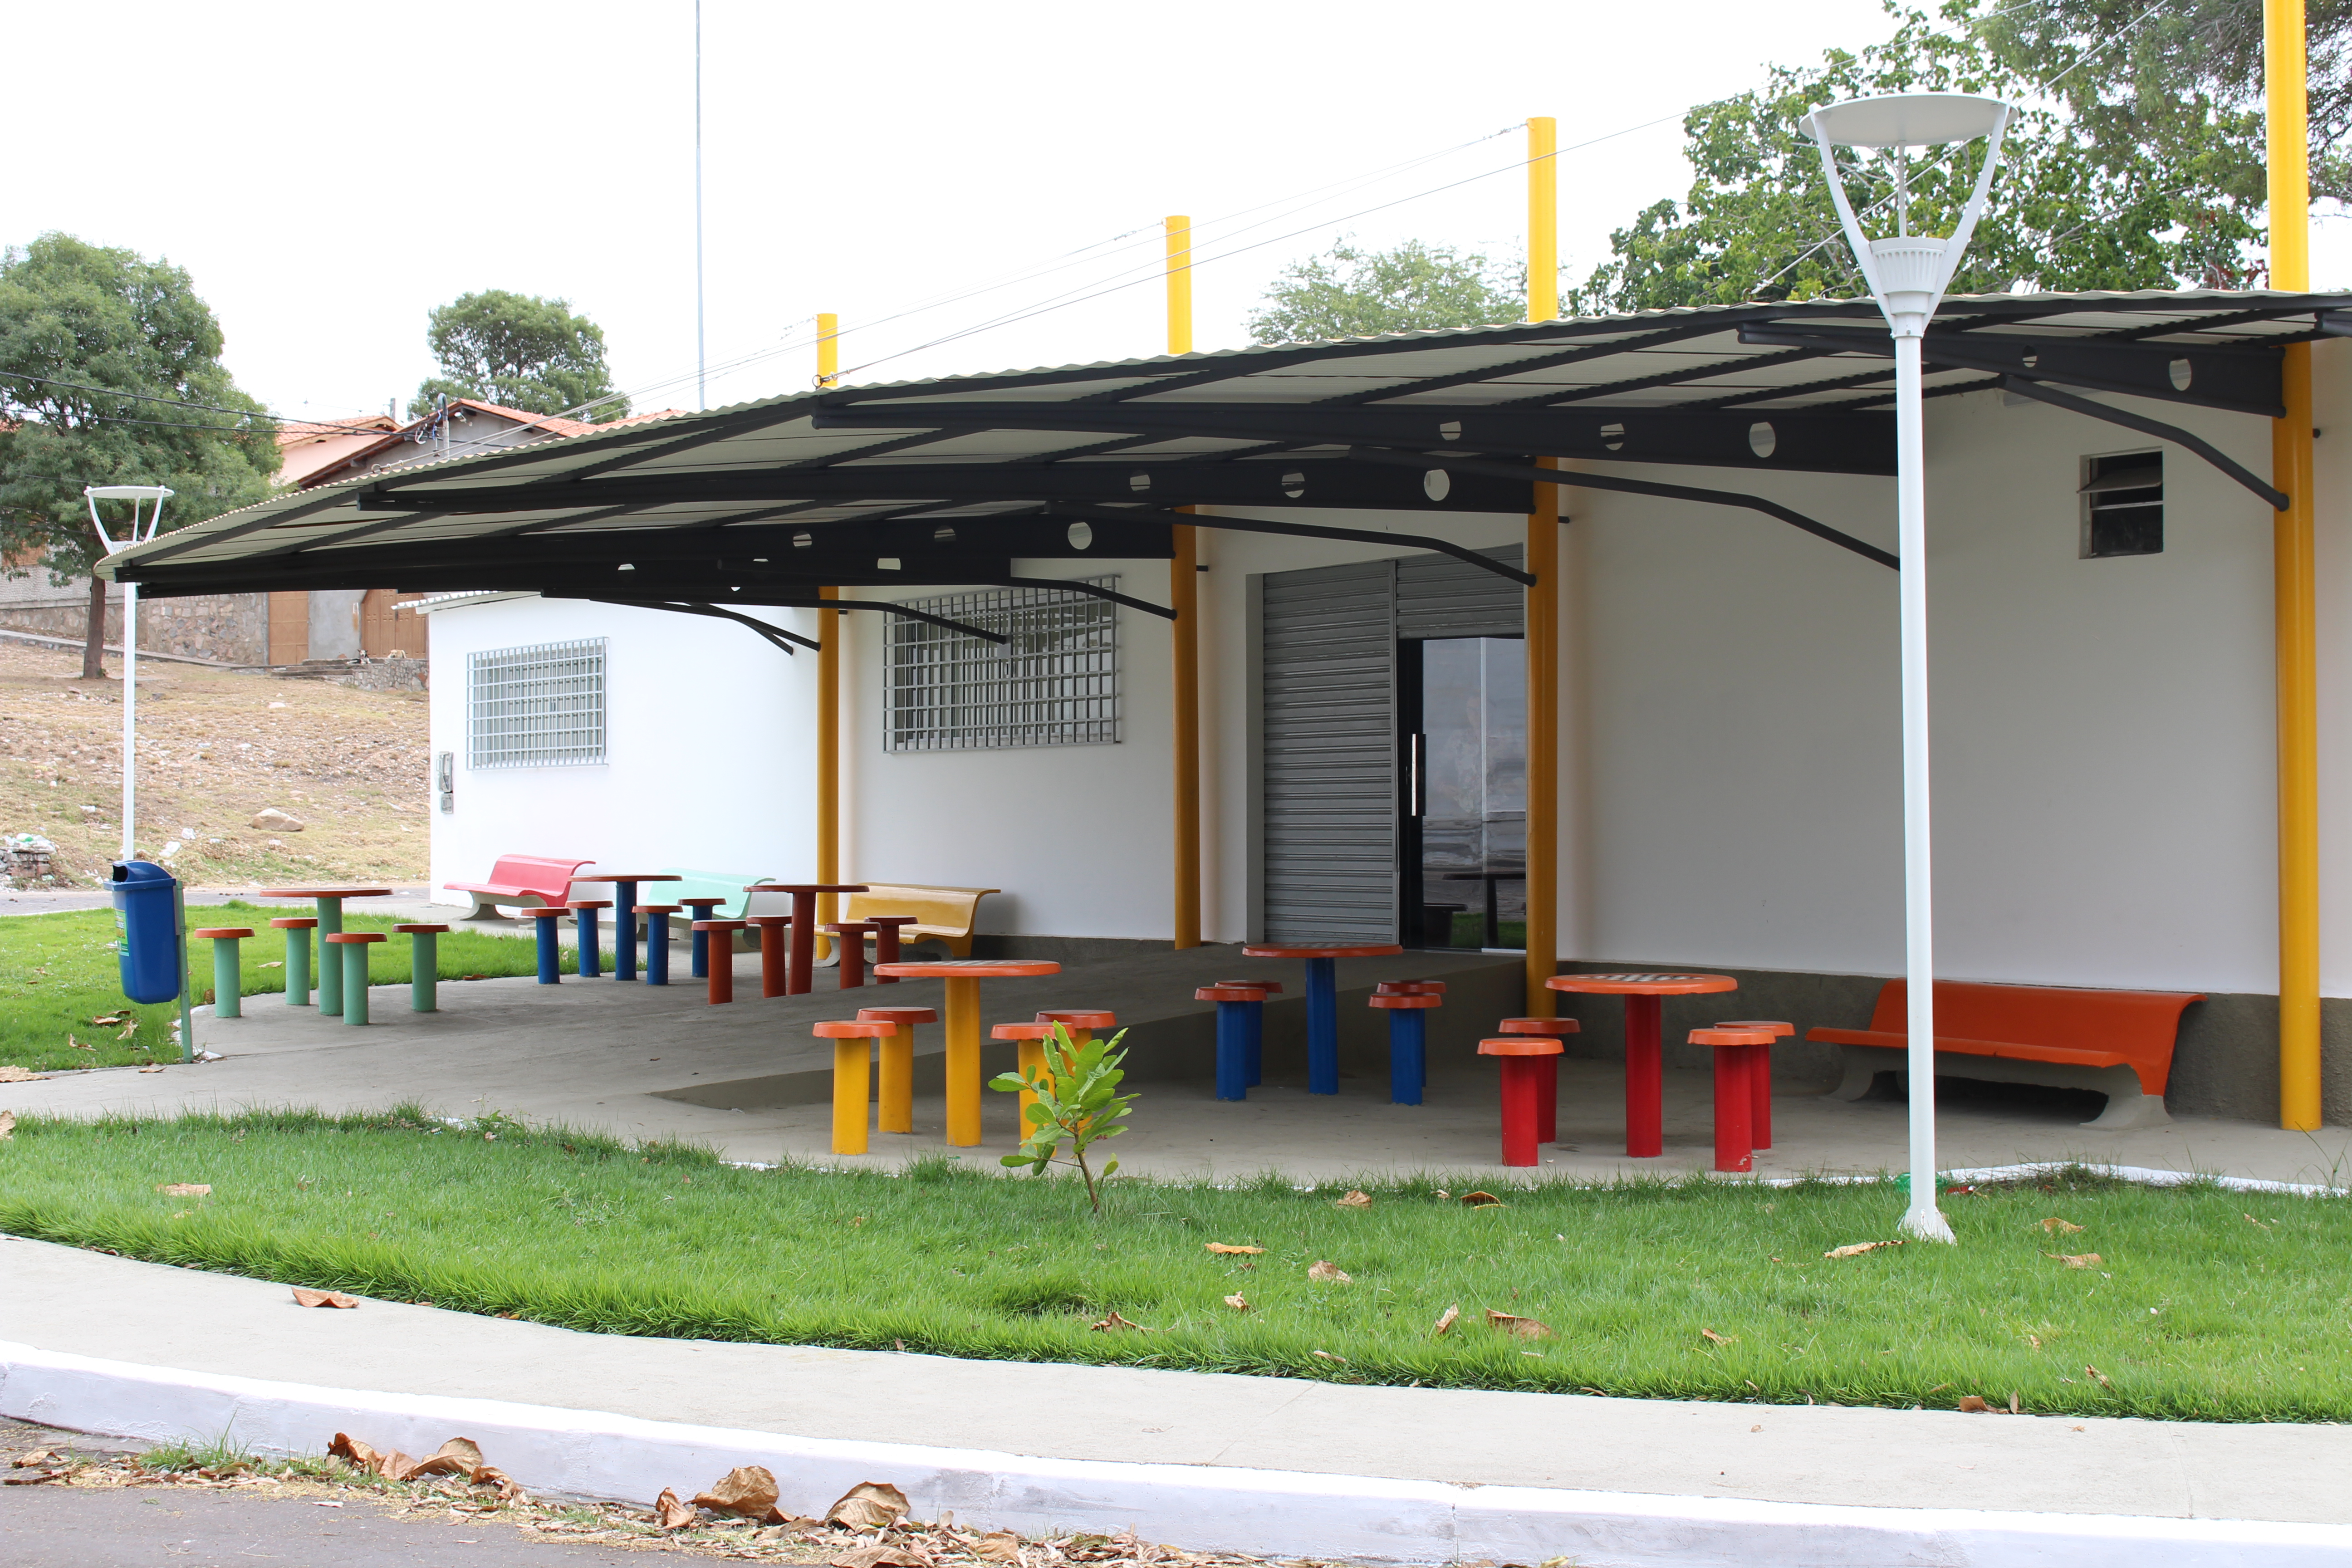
[872,959,1060,1146]
[1546,972,1738,1156]
[1240,944,1402,1094]
[744,884,867,994]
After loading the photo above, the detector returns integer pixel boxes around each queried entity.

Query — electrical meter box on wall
[111,859,181,1004]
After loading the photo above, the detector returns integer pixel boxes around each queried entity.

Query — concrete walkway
[4,1236,2349,1565]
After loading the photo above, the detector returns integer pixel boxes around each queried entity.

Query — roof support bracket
[591,600,819,654]
[1341,448,1898,570]
[1997,376,2288,511]
[561,593,1009,645]
[1042,502,1538,586]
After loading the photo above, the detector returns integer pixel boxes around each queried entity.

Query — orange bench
[445,855,594,920]
[1808,980,2203,1130]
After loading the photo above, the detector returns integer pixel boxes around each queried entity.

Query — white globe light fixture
[1799,93,2010,1244]
[84,485,175,863]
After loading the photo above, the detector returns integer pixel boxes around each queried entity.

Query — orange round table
[258,887,391,1018]
[1546,972,1737,1157]
[1240,943,1403,1094]
[872,959,1060,1146]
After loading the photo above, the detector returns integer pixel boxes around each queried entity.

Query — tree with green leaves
[0,234,278,677]
[1247,238,1524,345]
[1572,0,2346,315]
[412,290,626,420]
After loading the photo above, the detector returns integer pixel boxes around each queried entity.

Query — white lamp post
[84,485,174,862]
[1799,94,2011,1243]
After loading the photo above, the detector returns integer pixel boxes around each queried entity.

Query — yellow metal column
[816,319,844,953]
[944,975,982,1146]
[1524,118,1560,1017]
[2269,0,2321,1127]
[1168,214,1202,949]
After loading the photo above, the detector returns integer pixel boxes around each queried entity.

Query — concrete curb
[5,1340,2348,1566]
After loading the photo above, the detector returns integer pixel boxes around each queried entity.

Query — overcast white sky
[8,1,2346,427]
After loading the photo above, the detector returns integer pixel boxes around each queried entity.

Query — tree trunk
[82,572,108,679]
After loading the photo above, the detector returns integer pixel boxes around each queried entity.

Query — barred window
[467,638,607,769]
[885,579,1119,750]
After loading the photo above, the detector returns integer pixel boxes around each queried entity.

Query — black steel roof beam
[1320,317,1762,407]
[593,600,818,653]
[998,576,1174,618]
[561,593,1008,644]
[105,488,364,574]
[1998,375,2288,510]
[1041,501,1538,585]
[1342,446,1896,570]
[1499,347,1825,409]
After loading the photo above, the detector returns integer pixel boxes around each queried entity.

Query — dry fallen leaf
[156,1184,211,1197]
[654,1487,698,1530]
[692,1464,785,1522]
[1433,1303,1460,1337]
[2245,1213,2274,1230]
[1205,1242,1265,1255]
[1957,1395,1991,1413]
[405,1439,488,1480]
[825,1481,911,1531]
[975,1532,1024,1563]
[1223,1294,1250,1312]
[2048,1253,2103,1269]
[1310,1349,1347,1363]
[12,1450,57,1467]
[2010,1391,2021,1414]
[137,1066,165,1074]
[1486,1310,1553,1340]
[1700,1328,1737,1345]
[1090,1310,1147,1333]
[1824,1240,1903,1259]
[2040,1217,2085,1235]
[1460,1191,1505,1208]
[291,1287,360,1310]
[833,1547,929,1568]
[259,961,283,970]
[0,1068,43,1084]
[1333,1190,1372,1209]
[67,1034,91,1052]
[90,1014,125,1027]
[1306,1260,1352,1284]
[2085,1365,2114,1390]
[1,1468,66,1485]
[0,1110,14,1139]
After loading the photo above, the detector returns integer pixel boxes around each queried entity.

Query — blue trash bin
[111,860,181,1004]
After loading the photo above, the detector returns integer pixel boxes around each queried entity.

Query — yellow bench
[838,884,999,958]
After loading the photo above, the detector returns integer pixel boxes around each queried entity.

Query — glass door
[1401,636,1526,950]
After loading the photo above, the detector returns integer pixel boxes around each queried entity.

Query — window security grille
[467,638,607,769]
[885,579,1119,751]
[2081,451,2163,559]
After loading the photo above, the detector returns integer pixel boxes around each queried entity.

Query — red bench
[445,855,595,920]
[1808,980,2203,1130]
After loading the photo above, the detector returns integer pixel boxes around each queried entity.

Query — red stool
[857,1005,936,1133]
[1375,979,1447,995]
[1713,1019,1792,1151]
[824,921,880,988]
[750,915,793,998]
[867,916,920,982]
[816,1019,894,1154]
[1479,1036,1565,1167]
[994,1021,1059,1134]
[1689,1028,1776,1173]
[693,920,748,1004]
[1499,1017,1581,1143]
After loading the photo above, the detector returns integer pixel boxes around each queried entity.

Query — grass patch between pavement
[0,905,570,1073]
[1,1107,2346,1422]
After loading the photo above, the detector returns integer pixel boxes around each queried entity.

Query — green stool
[269,916,316,1006]
[395,923,450,1012]
[323,931,386,1026]
[190,927,254,1019]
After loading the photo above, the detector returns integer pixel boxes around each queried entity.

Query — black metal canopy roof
[108,288,2349,627]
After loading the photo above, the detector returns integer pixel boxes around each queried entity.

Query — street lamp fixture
[84,485,174,863]
[1799,94,2010,1244]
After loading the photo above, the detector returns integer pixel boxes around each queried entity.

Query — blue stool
[528,907,567,983]
[680,898,725,979]
[567,900,610,980]
[1369,988,1444,1105]
[1197,986,1265,1101]
[640,904,680,986]
[1214,979,1279,1086]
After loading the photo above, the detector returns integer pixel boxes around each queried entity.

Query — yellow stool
[856,1006,936,1133]
[814,1020,894,1155]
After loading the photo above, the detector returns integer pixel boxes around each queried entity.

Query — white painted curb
[3,1341,2348,1566]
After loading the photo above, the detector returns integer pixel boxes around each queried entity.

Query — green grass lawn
[3,1107,2345,1422]
[0,904,572,1073]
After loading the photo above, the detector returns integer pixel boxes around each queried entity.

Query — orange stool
[857,1005,937,1132]
[392,923,450,1012]
[565,900,611,979]
[1479,1035,1564,1166]
[692,920,748,1004]
[190,926,255,1019]
[1213,981,1279,1085]
[322,931,387,1026]
[750,915,793,998]
[1714,1019,1792,1151]
[1035,1009,1116,1047]
[1690,1028,1776,1173]
[994,1022,1059,1134]
[1368,991,1441,1103]
[268,916,316,1007]
[816,1020,894,1154]
[1375,980,1447,995]
[1499,1017,1581,1144]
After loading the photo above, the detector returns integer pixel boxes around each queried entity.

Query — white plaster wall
[425,597,823,909]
